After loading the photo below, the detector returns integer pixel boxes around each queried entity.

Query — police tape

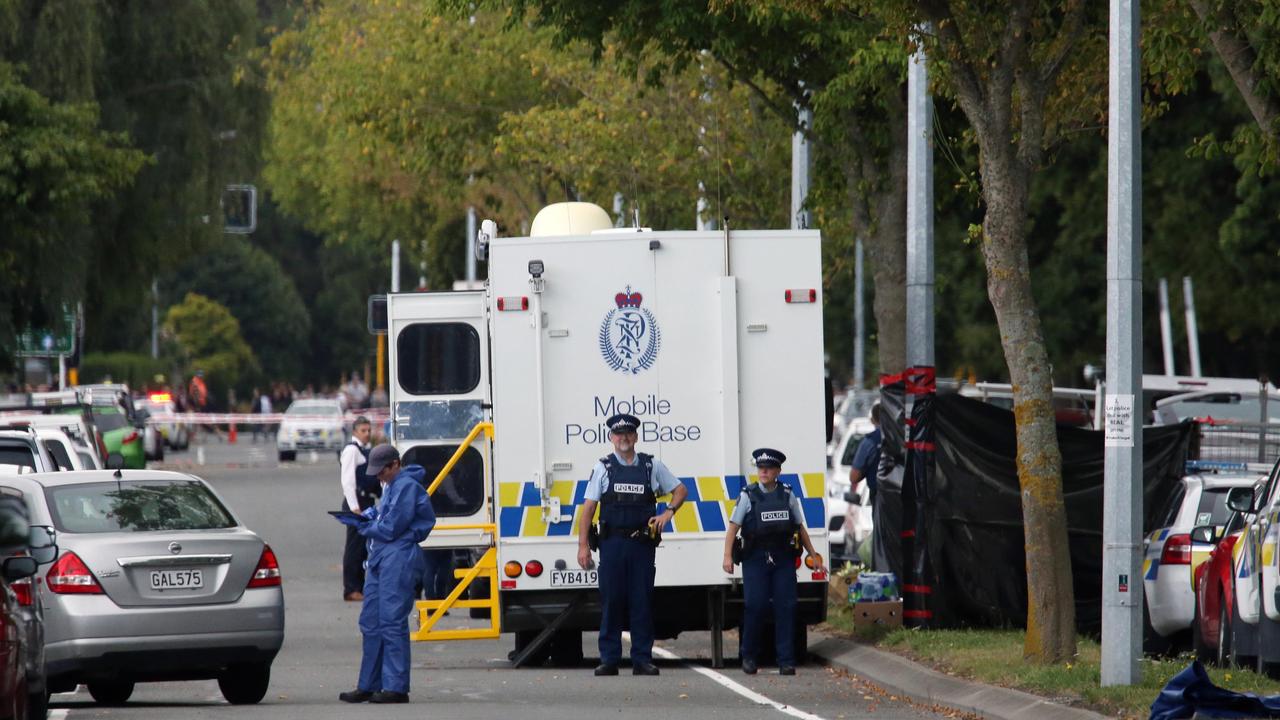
[145,411,391,426]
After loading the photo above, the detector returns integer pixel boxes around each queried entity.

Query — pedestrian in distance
[339,416,379,601]
[336,444,436,704]
[848,403,882,509]
[722,448,825,675]
[577,413,688,676]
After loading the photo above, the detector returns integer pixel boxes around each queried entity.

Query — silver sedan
[0,470,285,706]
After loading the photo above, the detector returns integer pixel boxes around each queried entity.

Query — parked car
[0,415,102,471]
[139,393,188,451]
[0,430,56,476]
[14,469,284,705]
[1191,501,1255,666]
[275,399,346,462]
[1141,465,1266,653]
[0,489,53,720]
[825,419,874,564]
[1223,457,1280,676]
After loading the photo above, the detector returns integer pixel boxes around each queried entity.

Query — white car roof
[21,469,205,488]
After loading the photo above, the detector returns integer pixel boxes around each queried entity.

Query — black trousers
[342,498,367,595]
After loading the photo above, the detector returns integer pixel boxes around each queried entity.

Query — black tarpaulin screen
[928,393,1192,634]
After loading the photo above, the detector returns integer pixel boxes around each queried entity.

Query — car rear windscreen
[45,480,236,533]
[0,444,36,472]
[1195,487,1240,529]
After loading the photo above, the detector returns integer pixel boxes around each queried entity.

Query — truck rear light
[504,561,523,578]
[525,560,544,578]
[784,289,817,303]
[1161,534,1193,565]
[46,552,104,594]
[497,297,528,311]
[247,545,281,588]
[11,577,32,607]
[804,554,822,570]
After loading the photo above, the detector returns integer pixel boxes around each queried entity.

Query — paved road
[51,454,945,719]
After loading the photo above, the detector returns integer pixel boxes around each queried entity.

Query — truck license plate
[150,569,203,590]
[550,569,597,587]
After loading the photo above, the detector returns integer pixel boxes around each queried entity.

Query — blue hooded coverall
[355,464,436,694]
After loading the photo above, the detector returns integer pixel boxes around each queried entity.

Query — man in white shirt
[340,417,376,600]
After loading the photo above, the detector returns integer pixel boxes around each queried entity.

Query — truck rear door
[389,291,492,549]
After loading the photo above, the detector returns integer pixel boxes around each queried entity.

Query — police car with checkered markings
[1141,461,1266,652]
[383,203,829,667]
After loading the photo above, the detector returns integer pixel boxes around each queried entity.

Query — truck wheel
[550,630,584,667]
[510,630,551,666]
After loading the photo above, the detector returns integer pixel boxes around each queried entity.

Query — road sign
[15,308,76,357]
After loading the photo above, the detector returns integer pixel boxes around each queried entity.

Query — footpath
[808,632,1112,720]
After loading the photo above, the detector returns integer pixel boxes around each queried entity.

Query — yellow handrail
[426,421,494,496]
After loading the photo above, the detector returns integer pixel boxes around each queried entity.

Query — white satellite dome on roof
[530,202,612,237]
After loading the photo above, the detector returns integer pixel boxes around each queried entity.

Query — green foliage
[78,351,168,389]
[0,60,146,366]
[162,292,258,400]
[167,236,311,382]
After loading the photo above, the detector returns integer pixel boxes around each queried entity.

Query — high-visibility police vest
[741,483,796,551]
[599,453,656,533]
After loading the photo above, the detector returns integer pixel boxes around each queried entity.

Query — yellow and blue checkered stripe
[1143,528,1170,581]
[497,472,826,538]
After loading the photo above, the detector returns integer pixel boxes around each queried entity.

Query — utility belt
[589,523,662,549]
[732,532,800,564]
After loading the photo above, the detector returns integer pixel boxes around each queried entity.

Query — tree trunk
[1186,0,1280,140]
[978,142,1076,663]
[866,146,908,378]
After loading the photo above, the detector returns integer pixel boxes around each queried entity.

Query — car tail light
[247,545,282,588]
[46,552,104,594]
[1161,533,1193,565]
[11,577,32,607]
[122,431,140,445]
[525,560,544,578]
[504,561,523,578]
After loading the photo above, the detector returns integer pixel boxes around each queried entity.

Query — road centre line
[624,633,827,720]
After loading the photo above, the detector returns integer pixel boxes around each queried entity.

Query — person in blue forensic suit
[336,444,436,704]
[722,448,825,675]
[576,413,688,677]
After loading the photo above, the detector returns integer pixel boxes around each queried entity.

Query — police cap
[606,413,640,435]
[751,448,786,468]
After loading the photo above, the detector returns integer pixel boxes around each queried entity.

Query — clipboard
[328,510,366,522]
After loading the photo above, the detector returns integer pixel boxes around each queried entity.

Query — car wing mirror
[27,525,56,565]
[2,556,37,581]
[1227,486,1256,513]
[1190,525,1216,545]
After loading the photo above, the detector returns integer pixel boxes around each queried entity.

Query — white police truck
[380,202,829,667]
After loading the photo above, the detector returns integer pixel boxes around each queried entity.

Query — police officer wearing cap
[577,413,688,676]
[722,448,825,675]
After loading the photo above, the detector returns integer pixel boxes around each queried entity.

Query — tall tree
[860,1,1111,662]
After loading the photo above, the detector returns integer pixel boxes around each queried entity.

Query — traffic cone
[228,422,237,444]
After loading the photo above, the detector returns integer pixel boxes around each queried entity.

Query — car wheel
[1193,595,1212,664]
[218,662,270,705]
[27,686,47,720]
[1142,600,1172,656]
[87,680,134,705]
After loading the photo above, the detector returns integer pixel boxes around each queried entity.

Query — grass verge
[822,601,1280,719]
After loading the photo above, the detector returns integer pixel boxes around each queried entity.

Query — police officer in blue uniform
[337,444,437,704]
[722,448,825,675]
[577,413,688,676]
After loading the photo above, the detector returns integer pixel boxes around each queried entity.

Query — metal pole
[906,42,934,368]
[1102,0,1143,687]
[151,278,159,360]
[1183,277,1202,377]
[854,238,866,389]
[466,207,477,283]
[791,104,812,230]
[391,240,401,293]
[58,354,66,390]
[1158,278,1175,376]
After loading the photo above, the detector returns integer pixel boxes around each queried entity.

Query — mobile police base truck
[381,202,829,668]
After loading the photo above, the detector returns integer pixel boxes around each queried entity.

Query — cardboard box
[852,600,903,628]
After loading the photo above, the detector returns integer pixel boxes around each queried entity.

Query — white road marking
[623,633,827,720]
[47,710,68,720]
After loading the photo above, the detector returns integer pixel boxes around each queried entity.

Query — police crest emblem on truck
[599,286,661,374]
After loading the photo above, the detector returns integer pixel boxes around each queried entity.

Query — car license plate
[150,569,202,590]
[550,569,597,587]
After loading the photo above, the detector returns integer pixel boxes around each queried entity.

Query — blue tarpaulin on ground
[1151,661,1280,719]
